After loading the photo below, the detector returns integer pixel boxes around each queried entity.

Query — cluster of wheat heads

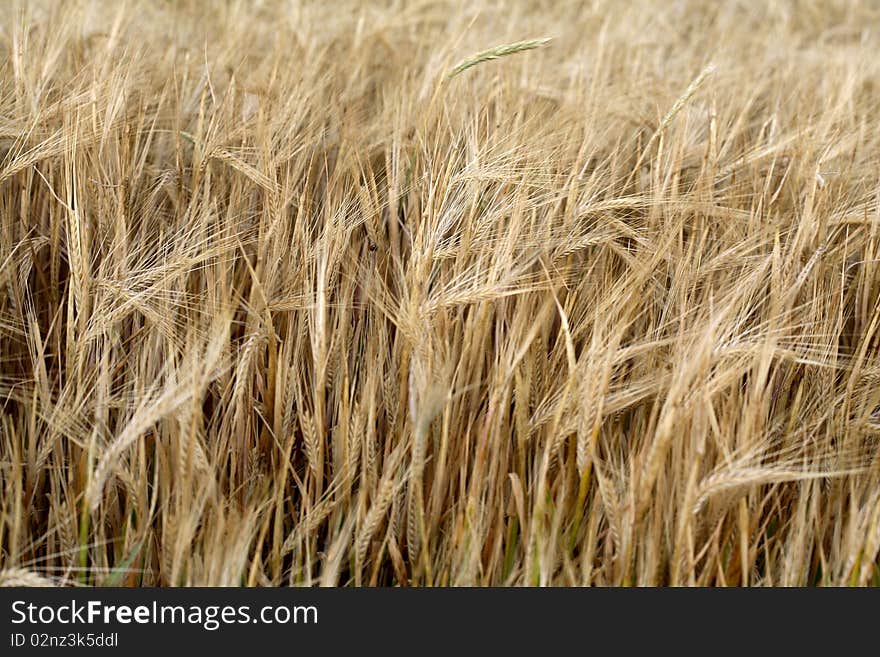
[1,0,880,586]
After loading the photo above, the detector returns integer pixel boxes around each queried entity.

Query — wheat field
[1,0,879,587]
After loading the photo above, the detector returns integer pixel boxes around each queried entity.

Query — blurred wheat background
[2,0,880,586]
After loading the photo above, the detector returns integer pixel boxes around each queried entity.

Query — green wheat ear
[448,38,552,78]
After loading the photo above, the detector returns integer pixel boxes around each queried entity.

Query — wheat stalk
[448,38,551,77]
